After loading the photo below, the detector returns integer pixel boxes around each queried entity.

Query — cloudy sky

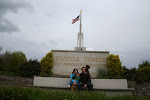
[0,0,150,68]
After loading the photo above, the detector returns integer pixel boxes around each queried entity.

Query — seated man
[78,67,93,91]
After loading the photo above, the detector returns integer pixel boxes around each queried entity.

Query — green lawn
[0,86,149,100]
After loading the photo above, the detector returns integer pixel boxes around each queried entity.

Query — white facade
[52,50,109,78]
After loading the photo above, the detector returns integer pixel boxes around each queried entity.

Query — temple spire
[77,9,83,48]
[75,9,86,51]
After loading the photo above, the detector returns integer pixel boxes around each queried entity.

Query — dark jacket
[86,69,90,76]
[86,69,91,83]
[79,72,91,84]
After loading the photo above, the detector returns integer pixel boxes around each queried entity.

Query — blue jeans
[78,83,93,90]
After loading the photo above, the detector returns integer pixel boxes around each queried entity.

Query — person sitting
[72,72,80,84]
[78,67,93,91]
[86,65,90,75]
[86,65,91,83]
[68,68,79,91]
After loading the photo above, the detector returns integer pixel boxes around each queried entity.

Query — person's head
[86,65,90,70]
[72,68,78,74]
[81,67,86,73]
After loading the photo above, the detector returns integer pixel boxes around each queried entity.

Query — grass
[0,86,149,100]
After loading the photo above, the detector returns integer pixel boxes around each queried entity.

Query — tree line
[0,47,149,84]
[0,47,53,77]
[98,54,150,84]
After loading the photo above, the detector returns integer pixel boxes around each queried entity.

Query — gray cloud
[0,0,32,33]
[0,18,19,33]
[0,34,58,60]
[0,0,150,68]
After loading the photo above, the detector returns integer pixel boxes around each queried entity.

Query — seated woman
[71,72,80,84]
[68,68,79,91]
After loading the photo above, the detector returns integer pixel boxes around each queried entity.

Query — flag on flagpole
[72,15,80,24]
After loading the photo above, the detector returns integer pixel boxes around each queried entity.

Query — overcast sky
[0,0,150,68]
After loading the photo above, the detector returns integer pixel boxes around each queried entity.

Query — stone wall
[0,75,33,86]
[52,50,109,78]
[128,81,150,96]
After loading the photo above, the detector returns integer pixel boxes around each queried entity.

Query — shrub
[9,51,27,73]
[107,54,124,79]
[0,51,27,73]
[137,61,150,83]
[0,47,2,70]
[0,55,3,71]
[0,51,12,71]
[19,59,41,77]
[139,61,150,68]
[40,52,53,76]
[97,68,108,79]
[138,67,150,83]
[123,67,144,84]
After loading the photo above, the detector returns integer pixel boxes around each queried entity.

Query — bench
[28,76,135,95]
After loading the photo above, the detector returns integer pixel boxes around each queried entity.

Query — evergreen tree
[40,52,53,76]
[107,54,124,78]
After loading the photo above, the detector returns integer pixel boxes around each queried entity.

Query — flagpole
[80,9,82,34]
[79,9,82,47]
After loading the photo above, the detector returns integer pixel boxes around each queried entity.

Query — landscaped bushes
[0,51,27,73]
[122,61,150,83]
[40,52,53,76]
[137,61,150,83]
[97,68,108,79]
[98,54,149,84]
[0,50,54,77]
[123,67,144,84]
[0,51,41,77]
[106,54,124,79]
[0,55,4,71]
[19,59,41,77]
[0,51,12,71]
